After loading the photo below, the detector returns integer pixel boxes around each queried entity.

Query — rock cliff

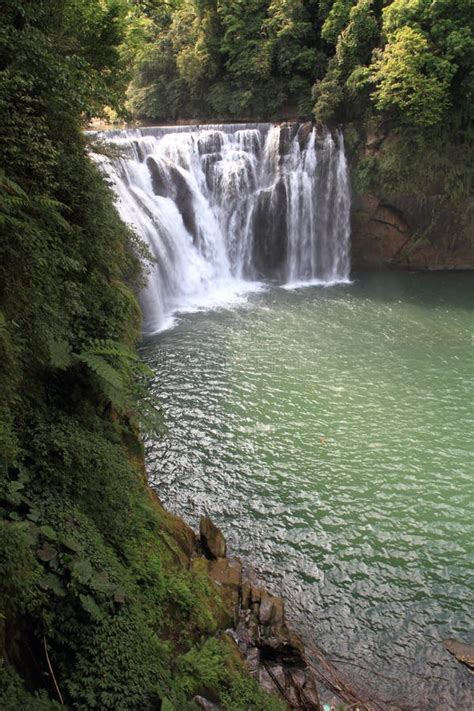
[351,192,474,271]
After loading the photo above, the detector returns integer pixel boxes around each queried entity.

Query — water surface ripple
[143,273,473,709]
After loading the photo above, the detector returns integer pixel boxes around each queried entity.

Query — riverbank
[152,488,376,710]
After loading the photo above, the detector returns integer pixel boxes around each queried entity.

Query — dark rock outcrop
[147,157,200,244]
[251,180,288,279]
[349,126,474,271]
[351,192,474,271]
[297,122,313,151]
[194,518,323,708]
[200,515,227,559]
[197,131,224,156]
[279,122,299,156]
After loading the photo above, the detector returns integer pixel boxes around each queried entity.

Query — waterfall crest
[96,123,351,332]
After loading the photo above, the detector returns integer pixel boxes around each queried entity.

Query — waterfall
[95,123,351,333]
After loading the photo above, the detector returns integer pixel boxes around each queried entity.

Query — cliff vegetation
[0,2,285,708]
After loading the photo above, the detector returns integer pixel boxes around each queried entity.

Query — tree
[371,25,454,127]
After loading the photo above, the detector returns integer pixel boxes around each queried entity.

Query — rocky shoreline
[180,515,474,711]
[195,515,325,710]
[167,512,375,711]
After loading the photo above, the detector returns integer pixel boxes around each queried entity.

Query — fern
[76,352,128,410]
[85,338,140,362]
[75,340,162,433]
[0,169,70,233]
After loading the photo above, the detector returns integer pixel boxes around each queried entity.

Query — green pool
[143,272,473,709]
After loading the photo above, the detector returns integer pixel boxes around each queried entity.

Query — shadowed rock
[279,123,299,156]
[197,131,224,156]
[146,156,171,198]
[298,121,313,151]
[147,157,200,244]
[200,516,227,559]
[251,180,287,279]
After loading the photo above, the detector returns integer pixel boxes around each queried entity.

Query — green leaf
[113,589,126,604]
[79,594,103,621]
[37,542,58,562]
[71,558,93,584]
[40,525,58,541]
[26,510,41,523]
[39,573,66,597]
[48,338,72,369]
[61,534,82,553]
[90,570,115,594]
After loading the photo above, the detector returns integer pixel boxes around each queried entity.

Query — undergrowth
[0,2,284,708]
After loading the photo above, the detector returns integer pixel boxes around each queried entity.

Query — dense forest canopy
[124,0,473,137]
[122,0,473,212]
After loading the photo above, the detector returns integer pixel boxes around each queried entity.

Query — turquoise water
[143,272,473,709]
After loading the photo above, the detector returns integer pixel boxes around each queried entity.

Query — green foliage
[310,0,473,207]
[175,637,286,710]
[312,58,343,123]
[371,26,454,128]
[321,0,353,45]
[1,0,471,707]
[127,0,320,119]
[1,6,287,708]
[353,129,474,206]
[125,0,472,187]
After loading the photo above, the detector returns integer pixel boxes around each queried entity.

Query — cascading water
[95,123,351,332]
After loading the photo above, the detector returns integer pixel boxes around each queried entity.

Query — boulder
[208,557,242,589]
[272,596,285,625]
[246,646,260,676]
[300,678,322,709]
[258,592,274,625]
[207,557,242,625]
[444,638,474,670]
[200,516,227,559]
[260,629,305,665]
[257,591,285,626]
[241,580,252,608]
[250,586,263,604]
[288,667,306,689]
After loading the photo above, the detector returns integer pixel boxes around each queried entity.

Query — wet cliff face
[347,128,474,271]
[351,193,474,271]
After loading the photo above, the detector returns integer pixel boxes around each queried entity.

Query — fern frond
[76,352,125,392]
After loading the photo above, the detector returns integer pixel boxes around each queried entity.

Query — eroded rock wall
[351,193,474,271]
[348,127,473,271]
